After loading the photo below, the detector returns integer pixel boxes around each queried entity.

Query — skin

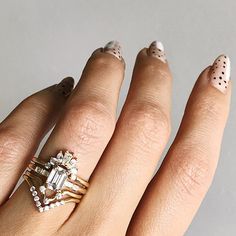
[0,44,231,236]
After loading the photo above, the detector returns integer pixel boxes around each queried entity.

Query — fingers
[0,77,74,205]
[127,55,231,236]
[40,40,124,180]
[0,41,125,235]
[63,41,172,235]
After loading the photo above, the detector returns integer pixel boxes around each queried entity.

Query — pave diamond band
[23,151,89,212]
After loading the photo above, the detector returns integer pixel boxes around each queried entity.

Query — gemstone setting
[46,166,67,190]
[25,151,85,213]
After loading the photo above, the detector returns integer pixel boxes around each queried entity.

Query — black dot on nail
[225,86,227,88]
[222,72,224,74]
[224,56,227,58]
[224,61,226,64]
[158,49,162,52]
[218,59,220,62]
[219,76,222,79]
[223,66,226,68]
[213,77,216,79]
[219,83,221,85]
[158,55,161,57]
[152,51,155,53]
[224,80,227,83]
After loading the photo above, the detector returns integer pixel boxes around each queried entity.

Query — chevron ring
[23,151,89,213]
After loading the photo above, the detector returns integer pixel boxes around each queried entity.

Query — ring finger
[0,41,125,234]
[128,55,231,236]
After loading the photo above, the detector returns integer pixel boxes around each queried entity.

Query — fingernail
[148,41,167,63]
[209,55,230,93]
[103,41,122,60]
[55,77,74,97]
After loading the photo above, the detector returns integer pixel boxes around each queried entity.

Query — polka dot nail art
[103,41,122,60]
[55,77,74,97]
[148,41,167,63]
[210,54,230,93]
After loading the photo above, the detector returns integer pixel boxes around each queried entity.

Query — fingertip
[90,45,126,67]
[55,77,75,98]
[91,47,103,57]
[136,43,168,67]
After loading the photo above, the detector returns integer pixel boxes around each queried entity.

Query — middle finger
[63,41,172,235]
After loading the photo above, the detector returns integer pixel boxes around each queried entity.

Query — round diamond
[60,200,65,205]
[71,174,76,180]
[43,198,50,204]
[70,167,78,175]
[39,185,46,193]
[44,206,49,211]
[49,203,55,209]
[70,159,77,165]
[55,202,60,206]
[38,207,44,212]
[34,196,39,201]
[36,201,41,207]
[30,186,35,192]
[32,191,37,196]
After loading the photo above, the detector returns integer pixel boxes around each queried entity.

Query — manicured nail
[210,55,230,93]
[148,41,167,63]
[55,77,74,97]
[103,41,122,60]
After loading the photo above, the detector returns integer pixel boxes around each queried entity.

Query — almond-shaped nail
[55,77,74,97]
[103,41,122,60]
[148,41,167,63]
[210,55,230,93]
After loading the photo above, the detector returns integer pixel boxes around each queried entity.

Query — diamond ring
[23,151,89,212]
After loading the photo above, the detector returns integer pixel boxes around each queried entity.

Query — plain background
[0,1,235,235]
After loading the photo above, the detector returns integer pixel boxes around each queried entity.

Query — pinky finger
[127,55,231,236]
[0,77,74,205]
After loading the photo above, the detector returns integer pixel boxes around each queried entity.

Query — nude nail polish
[210,55,230,93]
[148,41,167,63]
[55,77,74,97]
[103,41,122,60]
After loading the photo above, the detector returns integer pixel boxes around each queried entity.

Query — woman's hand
[0,41,231,236]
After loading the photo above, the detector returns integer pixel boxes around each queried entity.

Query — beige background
[0,0,235,235]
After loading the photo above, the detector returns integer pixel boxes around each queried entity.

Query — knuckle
[20,95,49,117]
[170,145,212,197]
[63,100,115,147]
[123,102,171,152]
